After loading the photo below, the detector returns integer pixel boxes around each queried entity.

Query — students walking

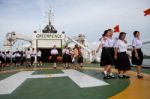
[132,31,144,78]
[114,32,131,78]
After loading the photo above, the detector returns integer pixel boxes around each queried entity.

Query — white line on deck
[63,69,109,88]
[0,71,34,95]
[0,69,109,95]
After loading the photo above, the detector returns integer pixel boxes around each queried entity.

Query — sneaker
[123,75,130,78]
[103,75,110,79]
[137,74,143,79]
[118,74,124,79]
[108,74,116,79]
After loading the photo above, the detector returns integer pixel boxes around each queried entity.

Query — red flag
[114,25,120,32]
[144,8,150,16]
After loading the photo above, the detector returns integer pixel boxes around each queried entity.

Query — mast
[48,9,52,27]
[42,9,57,33]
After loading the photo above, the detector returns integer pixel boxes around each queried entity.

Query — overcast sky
[0,0,150,54]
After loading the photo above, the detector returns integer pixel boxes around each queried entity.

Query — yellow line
[109,70,150,99]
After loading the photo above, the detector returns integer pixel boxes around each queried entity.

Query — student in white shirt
[12,52,16,65]
[132,31,143,78]
[37,49,42,67]
[25,48,31,67]
[62,45,70,68]
[114,32,131,78]
[50,45,58,69]
[30,48,36,66]
[6,51,11,66]
[96,29,116,79]
[15,51,21,66]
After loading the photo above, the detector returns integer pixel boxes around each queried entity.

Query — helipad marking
[63,69,109,88]
[0,69,109,95]
[0,71,34,95]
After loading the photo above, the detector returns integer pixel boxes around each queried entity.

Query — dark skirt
[51,55,58,63]
[78,56,83,63]
[37,56,41,62]
[100,47,114,67]
[68,55,72,63]
[62,54,72,63]
[15,57,21,63]
[31,57,35,63]
[0,56,5,63]
[115,52,131,71]
[132,49,143,65]
[23,57,26,62]
[12,58,16,63]
[6,57,11,63]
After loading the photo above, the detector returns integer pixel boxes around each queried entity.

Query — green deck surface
[0,63,149,99]
[0,69,129,99]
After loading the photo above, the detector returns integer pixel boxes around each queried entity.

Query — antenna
[42,9,57,33]
[46,9,53,26]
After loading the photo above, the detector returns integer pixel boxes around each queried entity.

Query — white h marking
[0,69,109,95]
[0,71,34,95]
[63,69,109,88]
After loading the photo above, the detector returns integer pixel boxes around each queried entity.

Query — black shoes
[103,75,110,79]
[103,75,116,79]
[118,74,130,79]
[118,75,124,78]
[123,75,130,78]
[108,74,116,79]
[137,74,143,79]
[103,73,130,79]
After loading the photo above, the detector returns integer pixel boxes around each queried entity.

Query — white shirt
[12,54,15,58]
[6,53,11,58]
[0,53,2,57]
[101,36,118,47]
[37,51,41,57]
[62,49,69,54]
[31,51,36,57]
[51,49,58,55]
[132,37,142,49]
[15,53,21,57]
[26,51,31,59]
[108,37,118,47]
[101,37,109,47]
[62,49,66,54]
[1,53,5,58]
[115,39,128,52]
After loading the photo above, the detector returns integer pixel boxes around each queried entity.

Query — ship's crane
[3,32,32,51]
